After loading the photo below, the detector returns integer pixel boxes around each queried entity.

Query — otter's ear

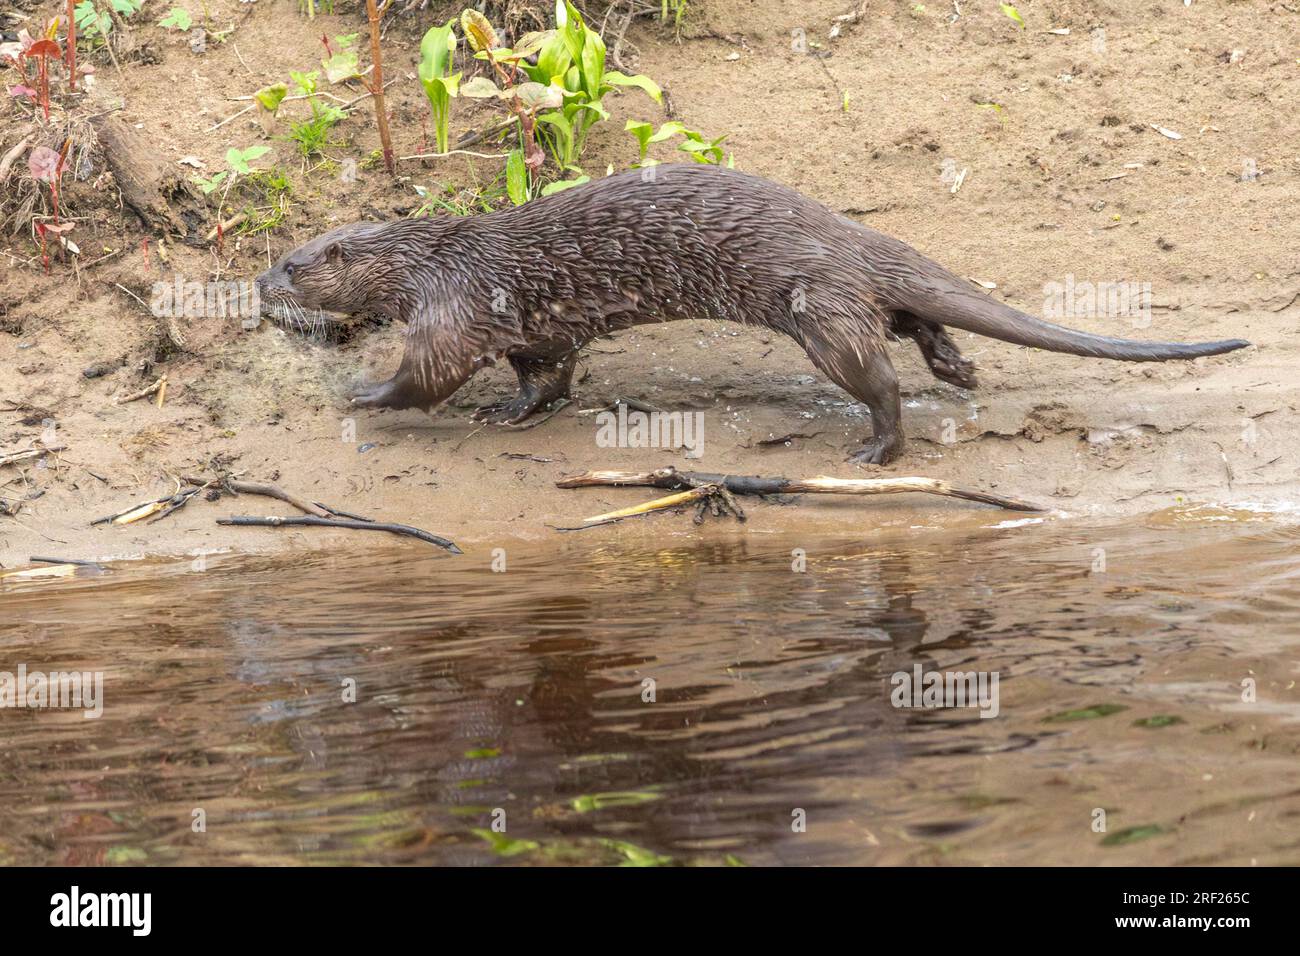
[324,242,344,265]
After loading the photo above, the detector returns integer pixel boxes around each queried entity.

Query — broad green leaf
[460,9,499,53]
[418,20,458,82]
[159,8,192,30]
[580,26,606,102]
[603,70,662,103]
[322,48,360,84]
[540,175,590,196]
[512,31,550,59]
[506,148,529,205]
[459,76,503,98]
[515,81,564,110]
[254,82,288,114]
[226,145,270,176]
[289,70,318,96]
[536,30,572,86]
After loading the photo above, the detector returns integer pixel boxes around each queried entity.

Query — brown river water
[2,507,1299,866]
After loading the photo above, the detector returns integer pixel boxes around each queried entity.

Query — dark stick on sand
[217,515,462,553]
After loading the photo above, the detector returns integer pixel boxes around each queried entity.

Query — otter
[254,164,1249,464]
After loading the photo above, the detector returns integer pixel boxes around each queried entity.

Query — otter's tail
[895,277,1249,361]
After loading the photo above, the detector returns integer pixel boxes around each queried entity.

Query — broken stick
[0,443,66,468]
[557,466,1045,513]
[217,515,461,553]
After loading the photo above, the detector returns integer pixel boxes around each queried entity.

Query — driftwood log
[89,113,206,238]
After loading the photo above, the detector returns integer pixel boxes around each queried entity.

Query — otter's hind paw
[472,392,546,425]
[848,436,905,466]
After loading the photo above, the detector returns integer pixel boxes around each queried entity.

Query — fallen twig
[205,212,247,242]
[30,555,105,568]
[182,475,332,518]
[0,443,66,467]
[557,467,1046,514]
[217,515,461,553]
[114,375,167,405]
[577,398,665,416]
[0,133,33,184]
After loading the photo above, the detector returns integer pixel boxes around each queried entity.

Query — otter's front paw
[350,380,400,408]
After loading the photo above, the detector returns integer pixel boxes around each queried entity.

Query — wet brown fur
[255,165,1249,464]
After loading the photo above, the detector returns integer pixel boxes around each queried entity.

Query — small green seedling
[192,145,271,194]
[321,33,362,84]
[625,119,730,166]
[417,20,461,155]
[286,70,346,160]
[158,8,193,31]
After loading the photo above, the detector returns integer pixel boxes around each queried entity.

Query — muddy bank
[2,0,1297,567]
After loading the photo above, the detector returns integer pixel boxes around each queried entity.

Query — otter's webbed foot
[847,435,905,466]
[472,351,578,424]
[889,313,978,390]
[471,389,553,425]
[921,335,978,390]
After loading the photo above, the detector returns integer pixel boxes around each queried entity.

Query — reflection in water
[2,516,1300,866]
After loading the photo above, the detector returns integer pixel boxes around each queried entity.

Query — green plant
[411,177,505,217]
[286,71,346,160]
[74,0,142,47]
[417,20,461,156]
[532,2,661,169]
[299,0,334,18]
[660,1,687,30]
[238,167,293,235]
[505,147,529,205]
[192,144,271,195]
[625,120,730,166]
[321,33,361,84]
[158,7,192,30]
[461,2,661,191]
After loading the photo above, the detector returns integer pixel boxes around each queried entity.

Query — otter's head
[255,222,392,332]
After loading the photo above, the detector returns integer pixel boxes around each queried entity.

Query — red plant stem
[39,59,50,121]
[364,0,394,174]
[321,34,332,57]
[67,0,77,91]
[485,51,543,180]
[53,140,69,224]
